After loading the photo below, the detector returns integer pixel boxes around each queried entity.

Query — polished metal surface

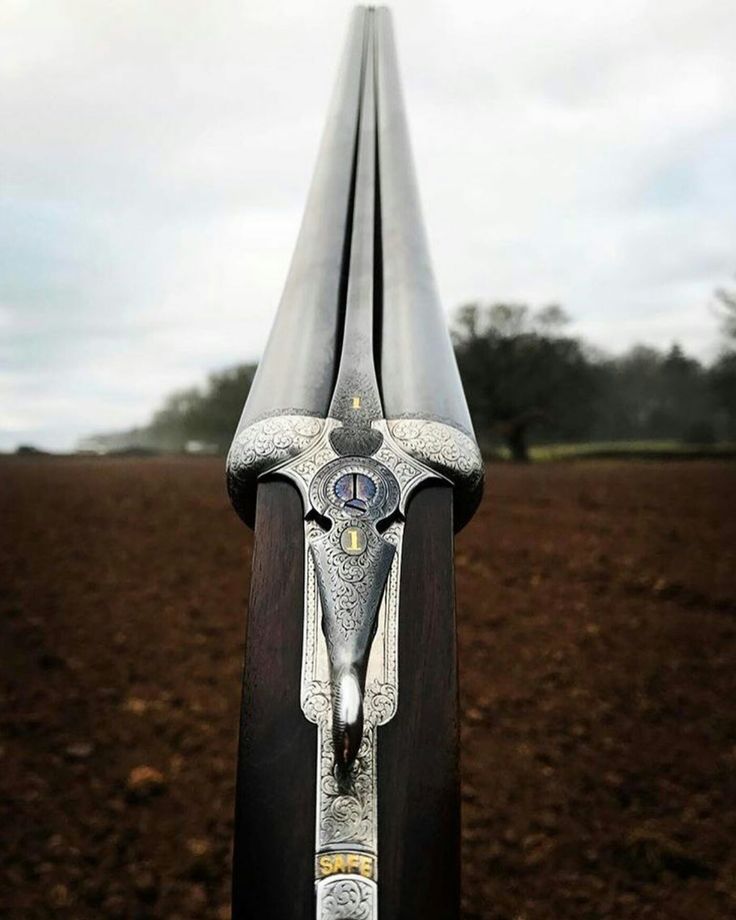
[227,7,483,918]
[375,8,474,436]
[236,8,366,430]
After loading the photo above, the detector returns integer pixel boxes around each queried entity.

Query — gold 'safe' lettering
[316,852,376,880]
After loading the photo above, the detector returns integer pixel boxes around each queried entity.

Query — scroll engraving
[228,414,323,479]
[316,875,376,920]
[386,418,483,494]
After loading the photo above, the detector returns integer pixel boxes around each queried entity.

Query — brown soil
[2,457,735,919]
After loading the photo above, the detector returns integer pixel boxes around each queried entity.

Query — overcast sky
[2,0,735,450]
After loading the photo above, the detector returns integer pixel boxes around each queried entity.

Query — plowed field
[2,457,735,919]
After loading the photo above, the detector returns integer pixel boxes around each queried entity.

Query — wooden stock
[232,481,316,920]
[232,480,459,919]
[378,481,459,919]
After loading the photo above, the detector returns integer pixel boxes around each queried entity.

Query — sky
[2,0,736,451]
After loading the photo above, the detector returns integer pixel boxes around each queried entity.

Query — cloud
[1,0,735,449]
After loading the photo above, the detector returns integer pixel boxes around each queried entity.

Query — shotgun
[227,7,483,918]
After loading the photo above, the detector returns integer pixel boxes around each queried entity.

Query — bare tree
[714,281,736,344]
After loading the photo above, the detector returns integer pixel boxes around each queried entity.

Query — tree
[709,352,736,439]
[452,303,601,460]
[147,364,257,452]
[715,282,736,344]
[706,278,736,440]
[83,364,258,453]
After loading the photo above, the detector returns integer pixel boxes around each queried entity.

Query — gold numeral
[340,526,367,556]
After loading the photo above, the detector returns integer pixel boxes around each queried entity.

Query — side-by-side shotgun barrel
[227,7,483,919]
[376,8,473,437]
[237,8,366,428]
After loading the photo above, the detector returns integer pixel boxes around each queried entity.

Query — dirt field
[2,457,735,919]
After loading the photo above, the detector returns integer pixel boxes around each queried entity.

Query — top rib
[328,11,383,424]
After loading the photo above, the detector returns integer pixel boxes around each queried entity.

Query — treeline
[454,302,736,459]
[83,300,736,459]
[80,365,257,454]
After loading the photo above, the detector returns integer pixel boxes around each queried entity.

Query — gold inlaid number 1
[351,396,361,409]
[340,526,367,556]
